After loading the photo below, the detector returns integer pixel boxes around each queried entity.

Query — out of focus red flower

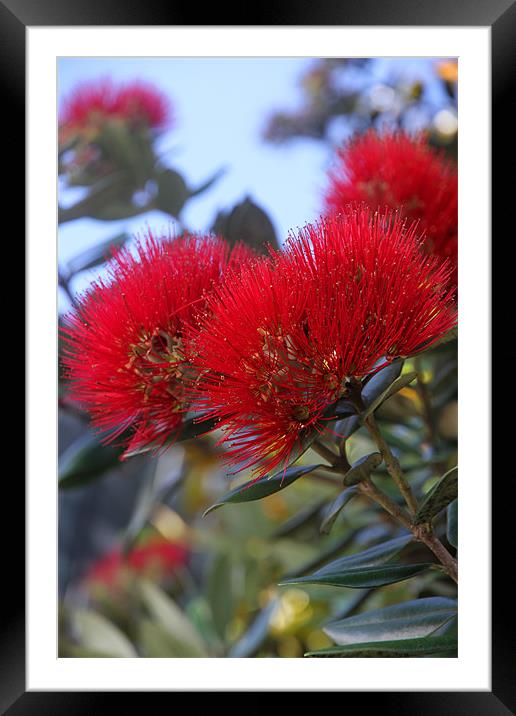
[86,537,189,588]
[59,78,171,142]
[189,208,457,479]
[323,131,458,277]
[62,232,253,456]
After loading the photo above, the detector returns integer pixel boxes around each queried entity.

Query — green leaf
[323,399,356,421]
[324,597,457,644]
[189,167,226,198]
[65,233,130,276]
[320,487,358,535]
[315,534,413,574]
[155,168,190,217]
[139,580,207,657]
[59,432,124,489]
[415,467,458,524]
[280,563,432,589]
[447,499,458,549]
[362,371,418,419]
[342,452,382,486]
[211,196,279,254]
[333,360,404,442]
[138,619,193,657]
[206,553,236,641]
[273,499,328,538]
[203,464,324,516]
[305,635,457,657]
[334,414,361,442]
[73,609,137,657]
[361,359,404,405]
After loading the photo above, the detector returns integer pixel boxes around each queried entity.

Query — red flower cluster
[59,78,171,139]
[62,232,252,457]
[323,132,458,274]
[188,208,457,478]
[86,537,189,588]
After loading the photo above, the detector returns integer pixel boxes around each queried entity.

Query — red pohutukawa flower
[59,78,171,140]
[323,131,458,275]
[86,537,189,589]
[189,208,457,479]
[62,232,253,456]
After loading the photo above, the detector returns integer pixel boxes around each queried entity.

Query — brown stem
[358,479,458,584]
[364,414,419,515]
[312,439,340,466]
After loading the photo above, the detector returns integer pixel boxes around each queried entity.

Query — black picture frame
[4,0,512,711]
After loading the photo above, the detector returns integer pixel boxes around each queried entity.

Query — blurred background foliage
[58,57,457,658]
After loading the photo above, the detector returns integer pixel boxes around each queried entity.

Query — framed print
[3,0,513,710]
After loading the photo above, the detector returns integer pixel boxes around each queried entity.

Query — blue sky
[58,57,445,306]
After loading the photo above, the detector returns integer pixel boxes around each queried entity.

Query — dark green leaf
[361,359,404,406]
[155,168,190,217]
[203,464,324,516]
[362,371,417,419]
[212,196,279,253]
[279,531,359,582]
[206,553,237,641]
[281,563,433,589]
[305,635,457,657]
[430,614,458,638]
[447,499,458,549]
[273,499,327,538]
[343,452,382,486]
[189,167,226,198]
[320,487,358,534]
[332,361,404,444]
[324,597,457,644]
[334,414,361,443]
[315,534,412,574]
[59,432,124,489]
[65,233,130,276]
[415,467,458,524]
[323,399,356,421]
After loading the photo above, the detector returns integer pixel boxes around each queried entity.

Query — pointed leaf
[415,467,458,524]
[155,168,190,217]
[281,563,433,589]
[139,580,207,657]
[315,534,413,574]
[305,635,457,657]
[361,359,404,405]
[65,233,130,276]
[343,452,382,486]
[332,361,404,443]
[190,167,226,197]
[320,487,358,535]
[273,499,327,538]
[362,371,417,419]
[59,432,124,489]
[203,464,324,516]
[323,399,356,421]
[324,597,457,644]
[447,499,458,549]
[73,609,136,657]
